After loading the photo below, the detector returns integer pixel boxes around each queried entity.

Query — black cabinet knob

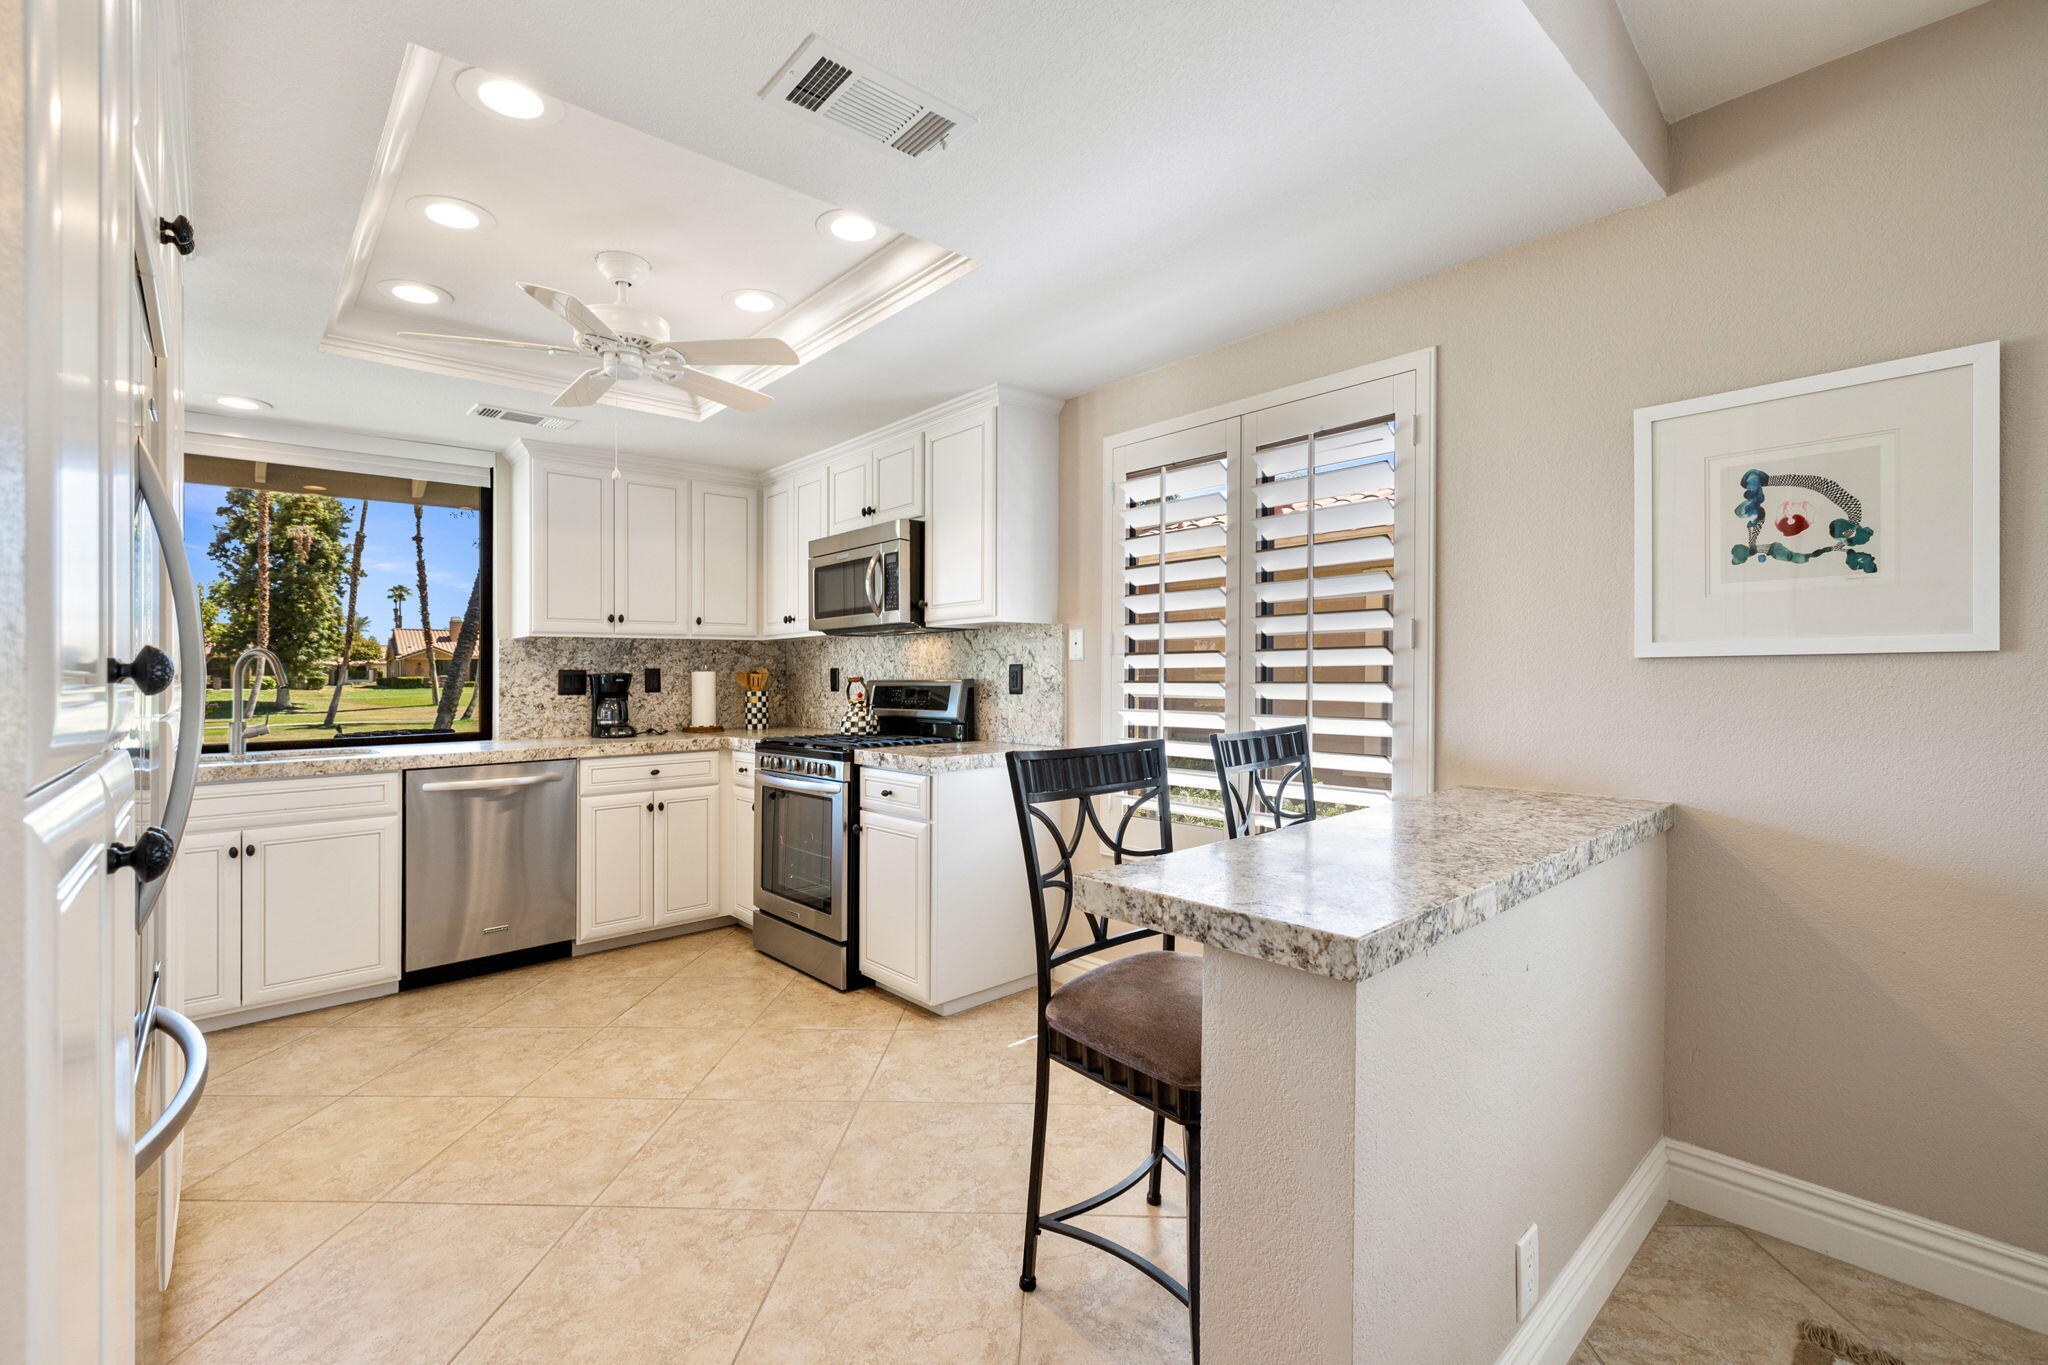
[880,789,895,797]
[107,644,175,695]
[228,845,239,860]
[695,616,703,626]
[650,768,660,775]
[245,844,255,857]
[107,826,175,882]
[645,802,654,812]
[657,802,666,811]
[157,215,195,255]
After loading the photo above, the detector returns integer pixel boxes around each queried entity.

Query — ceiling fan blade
[661,338,801,367]
[655,365,774,414]
[553,368,616,408]
[397,331,575,355]
[519,282,615,341]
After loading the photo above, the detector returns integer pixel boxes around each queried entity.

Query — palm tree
[254,490,276,707]
[387,584,409,650]
[412,503,437,707]
[323,501,369,728]
[433,571,483,732]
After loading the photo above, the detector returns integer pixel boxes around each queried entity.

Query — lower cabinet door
[726,786,756,925]
[858,811,931,1000]
[169,826,243,1019]
[240,815,401,1008]
[579,791,655,941]
[652,786,718,926]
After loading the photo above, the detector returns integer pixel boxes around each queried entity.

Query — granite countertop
[1075,787,1674,983]
[195,728,816,784]
[854,740,1040,775]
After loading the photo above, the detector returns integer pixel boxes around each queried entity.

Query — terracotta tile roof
[389,618,466,660]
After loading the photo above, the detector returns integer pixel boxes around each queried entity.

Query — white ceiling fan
[399,250,800,412]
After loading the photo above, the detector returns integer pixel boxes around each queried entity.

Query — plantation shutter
[1117,420,1234,823]
[1247,392,1399,813]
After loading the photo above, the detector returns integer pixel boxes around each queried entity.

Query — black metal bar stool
[1208,722,1317,839]
[1006,739,1201,1361]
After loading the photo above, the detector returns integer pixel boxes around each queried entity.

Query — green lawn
[205,682,480,744]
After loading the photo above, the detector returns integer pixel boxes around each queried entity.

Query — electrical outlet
[1008,663,1024,694]
[1067,628,1084,661]
[1516,1225,1540,1321]
[829,667,841,693]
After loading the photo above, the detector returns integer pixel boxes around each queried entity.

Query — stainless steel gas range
[751,680,973,989]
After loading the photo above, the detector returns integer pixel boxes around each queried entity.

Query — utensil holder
[744,690,770,730]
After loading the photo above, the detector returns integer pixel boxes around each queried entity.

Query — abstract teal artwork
[1729,469,1878,573]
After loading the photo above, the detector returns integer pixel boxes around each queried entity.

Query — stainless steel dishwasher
[403,759,577,982]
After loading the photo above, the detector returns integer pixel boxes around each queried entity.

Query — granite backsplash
[496,623,1065,745]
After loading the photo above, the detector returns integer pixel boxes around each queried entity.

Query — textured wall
[1059,1,2048,1253]
[496,622,1066,744]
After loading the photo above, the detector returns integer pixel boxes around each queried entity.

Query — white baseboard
[1666,1140,2048,1336]
[1495,1140,1669,1365]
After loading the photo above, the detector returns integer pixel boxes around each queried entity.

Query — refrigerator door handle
[133,455,206,932]
[133,1005,208,1175]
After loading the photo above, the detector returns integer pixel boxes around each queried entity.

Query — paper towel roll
[690,671,715,728]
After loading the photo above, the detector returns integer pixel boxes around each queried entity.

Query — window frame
[1099,351,1436,828]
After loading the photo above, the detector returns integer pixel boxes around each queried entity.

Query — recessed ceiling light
[380,279,451,306]
[213,395,271,412]
[819,209,881,243]
[727,289,782,313]
[453,67,564,126]
[410,195,494,231]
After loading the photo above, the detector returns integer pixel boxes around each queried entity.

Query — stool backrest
[1006,740,1176,999]
[1208,723,1316,839]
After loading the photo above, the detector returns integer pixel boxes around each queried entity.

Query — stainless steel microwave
[808,519,924,635]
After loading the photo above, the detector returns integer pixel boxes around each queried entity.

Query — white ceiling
[185,0,1680,471]
[1614,0,1986,120]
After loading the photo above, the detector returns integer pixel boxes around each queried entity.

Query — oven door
[755,771,852,940]
[808,540,917,634]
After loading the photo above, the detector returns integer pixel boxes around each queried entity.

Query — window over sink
[182,453,494,750]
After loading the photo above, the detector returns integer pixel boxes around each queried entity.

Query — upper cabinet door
[690,482,759,637]
[761,482,797,637]
[824,451,872,535]
[614,472,688,636]
[923,407,998,624]
[532,461,615,634]
[870,436,924,523]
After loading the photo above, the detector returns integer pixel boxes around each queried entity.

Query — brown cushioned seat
[1044,950,1202,1091]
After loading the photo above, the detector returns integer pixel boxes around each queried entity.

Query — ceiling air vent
[762,35,971,159]
[467,403,577,431]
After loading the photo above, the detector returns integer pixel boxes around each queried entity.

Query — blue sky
[183,486,483,643]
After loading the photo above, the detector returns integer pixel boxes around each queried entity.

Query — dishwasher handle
[416,772,566,793]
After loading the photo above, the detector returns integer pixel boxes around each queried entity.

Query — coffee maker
[590,672,634,737]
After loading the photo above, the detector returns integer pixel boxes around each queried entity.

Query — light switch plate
[1067,628,1084,661]
[1516,1225,1540,1320]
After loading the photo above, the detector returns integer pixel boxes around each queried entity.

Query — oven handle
[758,770,846,798]
[134,1005,207,1175]
[864,554,883,615]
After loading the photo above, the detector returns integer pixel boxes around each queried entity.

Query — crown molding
[502,436,758,487]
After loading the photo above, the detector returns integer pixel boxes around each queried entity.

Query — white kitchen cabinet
[824,436,923,535]
[690,480,759,637]
[855,764,1035,1013]
[653,787,719,926]
[726,782,756,925]
[825,450,872,535]
[923,400,1060,626]
[577,790,657,942]
[171,774,404,1022]
[761,468,828,637]
[239,817,403,1009]
[528,458,615,634]
[614,471,688,634]
[858,811,932,999]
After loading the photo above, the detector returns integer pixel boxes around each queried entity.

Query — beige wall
[1059,0,2047,1254]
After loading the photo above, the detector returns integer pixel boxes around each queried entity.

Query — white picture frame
[1635,342,1999,657]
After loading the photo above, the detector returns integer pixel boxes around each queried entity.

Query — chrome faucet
[228,647,288,759]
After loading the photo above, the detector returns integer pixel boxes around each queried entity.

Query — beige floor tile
[455,1207,802,1363]
[202,1025,317,1077]
[190,1095,501,1201]
[1654,1201,1733,1228]
[599,1100,855,1210]
[674,927,772,969]
[1568,1343,1605,1364]
[471,973,670,1027]
[157,1199,367,1356]
[1586,1226,1845,1364]
[1020,1215,1188,1364]
[176,1202,577,1365]
[615,972,791,1029]
[862,1027,1039,1103]
[520,1026,743,1099]
[814,1102,1180,1216]
[177,1095,335,1184]
[205,1026,452,1096]
[738,1211,1021,1363]
[388,1097,675,1205]
[897,988,1040,1034]
[352,1027,597,1097]
[756,976,909,1029]
[1748,1231,2048,1364]
[693,1028,893,1101]
[320,975,537,1028]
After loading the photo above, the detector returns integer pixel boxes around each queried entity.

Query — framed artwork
[1634,342,1999,657]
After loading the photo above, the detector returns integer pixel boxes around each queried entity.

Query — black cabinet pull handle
[657,802,666,811]
[228,845,239,860]
[157,215,195,255]
[650,768,660,775]
[245,844,255,857]
[645,802,654,812]
[695,616,703,625]
[108,644,175,695]
[107,827,176,882]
